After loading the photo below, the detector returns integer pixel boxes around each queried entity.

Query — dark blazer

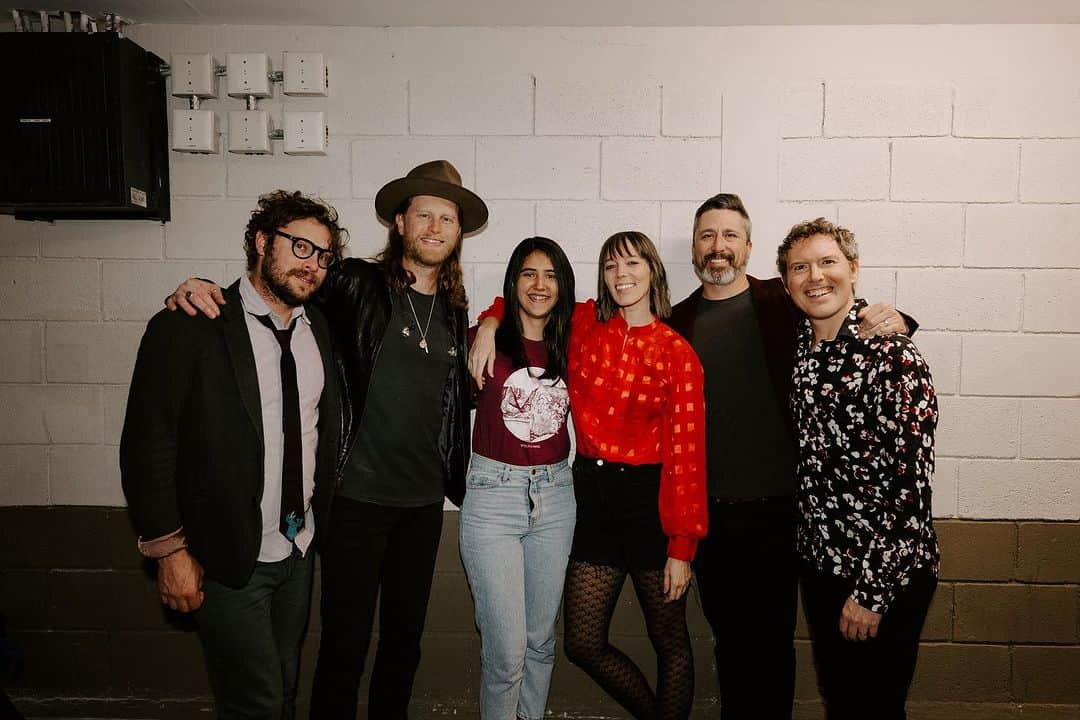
[667,276,801,431]
[120,280,341,589]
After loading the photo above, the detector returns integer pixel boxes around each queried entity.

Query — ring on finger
[185,290,193,299]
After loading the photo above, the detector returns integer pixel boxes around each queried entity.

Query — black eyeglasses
[275,230,336,269]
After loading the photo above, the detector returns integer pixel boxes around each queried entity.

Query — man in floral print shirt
[777,217,939,720]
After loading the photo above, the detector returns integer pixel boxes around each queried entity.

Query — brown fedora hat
[374,160,488,233]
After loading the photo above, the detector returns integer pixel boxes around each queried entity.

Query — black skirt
[570,455,667,571]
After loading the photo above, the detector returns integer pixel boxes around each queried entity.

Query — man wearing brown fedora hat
[167,160,488,719]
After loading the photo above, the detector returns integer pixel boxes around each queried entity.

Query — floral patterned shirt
[791,299,940,613]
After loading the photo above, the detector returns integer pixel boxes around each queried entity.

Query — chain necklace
[404,289,437,354]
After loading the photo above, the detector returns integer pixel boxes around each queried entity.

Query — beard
[260,254,321,307]
[694,250,745,286]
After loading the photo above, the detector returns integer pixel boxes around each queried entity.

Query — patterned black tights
[562,560,694,720]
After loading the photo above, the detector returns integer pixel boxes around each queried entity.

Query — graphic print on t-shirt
[500,367,569,444]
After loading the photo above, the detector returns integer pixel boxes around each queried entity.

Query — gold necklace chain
[405,289,437,354]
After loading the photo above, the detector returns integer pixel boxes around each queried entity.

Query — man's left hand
[839,596,882,642]
[857,303,909,337]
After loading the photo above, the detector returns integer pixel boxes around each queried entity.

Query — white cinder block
[537,77,659,136]
[165,199,256,261]
[936,397,1019,458]
[891,139,1018,202]
[780,82,823,138]
[0,386,103,445]
[104,385,127,446]
[103,262,226,322]
[825,82,951,138]
[1024,271,1080,333]
[0,260,100,321]
[0,322,42,382]
[602,138,721,201]
[837,204,963,267]
[965,205,1080,269]
[955,84,1080,138]
[50,445,125,507]
[667,262,700,306]
[0,447,49,505]
[352,137,476,200]
[931,457,959,519]
[169,152,227,197]
[909,332,960,396]
[0,216,39,257]
[658,201,699,266]
[319,199,387,259]
[411,74,531,135]
[478,137,598,200]
[661,76,723,137]
[854,268,896,306]
[752,203,839,277]
[779,139,889,201]
[896,270,1022,331]
[327,77,406,136]
[227,139,351,198]
[42,221,164,259]
[46,322,144,385]
[1020,141,1080,203]
[958,460,1079,520]
[962,335,1080,396]
[460,201,535,264]
[537,202,660,263]
[469,263,505,324]
[1021,399,1080,460]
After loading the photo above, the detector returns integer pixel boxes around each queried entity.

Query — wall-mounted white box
[283,52,328,97]
[226,53,273,98]
[172,109,218,153]
[171,53,217,98]
[283,112,327,155]
[228,111,272,154]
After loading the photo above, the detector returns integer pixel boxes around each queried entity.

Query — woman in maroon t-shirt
[459,237,577,720]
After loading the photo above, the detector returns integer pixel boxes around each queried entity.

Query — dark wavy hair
[243,190,348,271]
[595,231,671,322]
[693,192,752,241]
[495,237,575,382]
[377,197,468,310]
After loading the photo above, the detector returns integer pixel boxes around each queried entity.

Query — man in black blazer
[121,190,346,719]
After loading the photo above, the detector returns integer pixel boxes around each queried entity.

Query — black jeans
[800,563,937,720]
[310,497,444,720]
[196,545,314,720]
[692,496,798,720]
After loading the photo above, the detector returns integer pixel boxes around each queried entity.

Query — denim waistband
[469,453,571,484]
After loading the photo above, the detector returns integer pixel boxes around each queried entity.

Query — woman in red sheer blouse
[472,231,708,719]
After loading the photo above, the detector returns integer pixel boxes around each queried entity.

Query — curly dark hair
[243,190,348,271]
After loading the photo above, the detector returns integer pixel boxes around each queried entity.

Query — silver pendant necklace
[405,289,437,354]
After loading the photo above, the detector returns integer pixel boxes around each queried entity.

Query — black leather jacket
[312,258,470,523]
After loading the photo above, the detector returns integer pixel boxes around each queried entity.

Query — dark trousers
[692,496,798,720]
[196,545,314,720]
[800,563,937,720]
[310,497,444,720]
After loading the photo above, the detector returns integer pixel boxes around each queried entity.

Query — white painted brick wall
[779,139,889,201]
[602,138,721,201]
[891,139,1019,202]
[958,460,1080,520]
[478,137,599,200]
[411,74,532,135]
[1021,399,1080,459]
[1,23,1078,519]
[1019,140,1080,202]
[954,83,1080,138]
[838,203,963,267]
[964,205,1080,268]
[895,269,1022,331]
[537,77,659,136]
[825,82,951,138]
[962,335,1080,396]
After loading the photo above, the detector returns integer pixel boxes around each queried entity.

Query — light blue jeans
[459,453,577,720]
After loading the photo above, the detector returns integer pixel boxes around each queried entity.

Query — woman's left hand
[663,557,691,603]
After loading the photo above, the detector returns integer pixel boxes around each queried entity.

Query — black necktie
[256,313,304,542]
